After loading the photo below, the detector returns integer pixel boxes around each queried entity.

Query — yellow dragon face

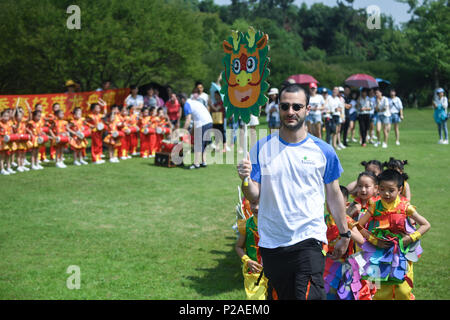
[220,27,270,123]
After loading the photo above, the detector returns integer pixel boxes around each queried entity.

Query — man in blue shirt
[237,83,350,300]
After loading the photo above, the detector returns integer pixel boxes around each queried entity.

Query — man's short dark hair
[130,84,138,90]
[279,83,310,106]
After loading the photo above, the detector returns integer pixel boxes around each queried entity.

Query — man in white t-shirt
[388,89,404,145]
[182,88,213,169]
[306,82,325,139]
[237,83,350,300]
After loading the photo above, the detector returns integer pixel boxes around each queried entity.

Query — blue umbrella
[376,78,391,85]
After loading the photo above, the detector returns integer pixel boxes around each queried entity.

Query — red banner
[0,88,130,118]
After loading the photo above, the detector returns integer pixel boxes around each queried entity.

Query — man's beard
[281,115,305,131]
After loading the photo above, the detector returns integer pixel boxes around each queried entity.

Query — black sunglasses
[280,102,306,111]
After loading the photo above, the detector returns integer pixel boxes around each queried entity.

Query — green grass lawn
[0,108,448,299]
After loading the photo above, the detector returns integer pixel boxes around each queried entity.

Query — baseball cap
[268,88,279,95]
[309,82,318,89]
[338,86,345,92]
[436,88,444,93]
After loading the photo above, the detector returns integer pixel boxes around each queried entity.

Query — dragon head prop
[220,27,270,123]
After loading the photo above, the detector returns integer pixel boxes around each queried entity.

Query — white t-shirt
[190,92,209,107]
[250,132,344,248]
[389,97,403,114]
[183,98,212,128]
[322,95,332,119]
[309,94,325,116]
[125,94,144,107]
[328,96,343,116]
[369,96,376,114]
[377,96,391,117]
[349,99,357,115]
[357,96,372,115]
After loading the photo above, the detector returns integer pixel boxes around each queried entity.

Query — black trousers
[260,238,326,300]
[358,114,371,144]
[342,115,350,146]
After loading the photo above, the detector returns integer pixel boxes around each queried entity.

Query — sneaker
[189,164,200,170]
[335,146,342,151]
[1,169,10,175]
[352,138,358,143]
[24,159,31,165]
[31,165,40,170]
[132,152,139,156]
[200,162,207,168]
[11,162,18,168]
[338,143,346,149]
[127,156,132,159]
[43,159,50,163]
[362,143,367,147]
[7,168,16,174]
[37,164,44,170]
[395,141,400,146]
[79,159,88,165]
[55,162,63,168]
[226,146,231,152]
[438,139,443,144]
[17,166,25,172]
[382,142,388,148]
[120,157,128,160]
[374,142,379,147]
[94,160,105,164]
[444,140,449,145]
[22,166,30,171]
[73,160,81,166]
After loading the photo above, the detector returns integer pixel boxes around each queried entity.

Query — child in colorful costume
[323,186,377,300]
[383,157,411,200]
[347,160,383,196]
[49,109,70,168]
[86,100,107,164]
[13,108,31,172]
[117,106,130,160]
[68,107,89,166]
[26,110,45,170]
[138,107,152,158]
[235,196,269,300]
[0,109,14,175]
[347,171,380,221]
[103,112,121,163]
[356,169,430,300]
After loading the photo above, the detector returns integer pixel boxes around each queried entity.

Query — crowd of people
[1,78,447,175]
[236,83,431,300]
[265,83,408,150]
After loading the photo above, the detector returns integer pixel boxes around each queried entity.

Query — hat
[309,82,318,89]
[321,88,329,94]
[268,88,279,95]
[338,86,345,92]
[65,79,77,87]
[436,88,444,93]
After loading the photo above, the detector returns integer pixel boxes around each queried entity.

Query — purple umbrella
[345,74,378,88]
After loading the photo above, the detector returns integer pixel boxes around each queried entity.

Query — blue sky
[213,0,412,25]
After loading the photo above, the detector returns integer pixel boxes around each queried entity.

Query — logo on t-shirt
[301,156,315,165]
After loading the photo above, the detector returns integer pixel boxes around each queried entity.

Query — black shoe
[200,163,207,168]
[188,164,200,170]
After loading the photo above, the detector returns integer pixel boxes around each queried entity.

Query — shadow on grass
[185,237,243,297]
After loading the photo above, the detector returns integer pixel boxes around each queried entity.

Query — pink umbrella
[345,74,378,88]
[287,74,319,85]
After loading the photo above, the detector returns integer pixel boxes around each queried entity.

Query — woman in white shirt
[357,89,372,147]
[375,88,391,148]
[329,87,344,150]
